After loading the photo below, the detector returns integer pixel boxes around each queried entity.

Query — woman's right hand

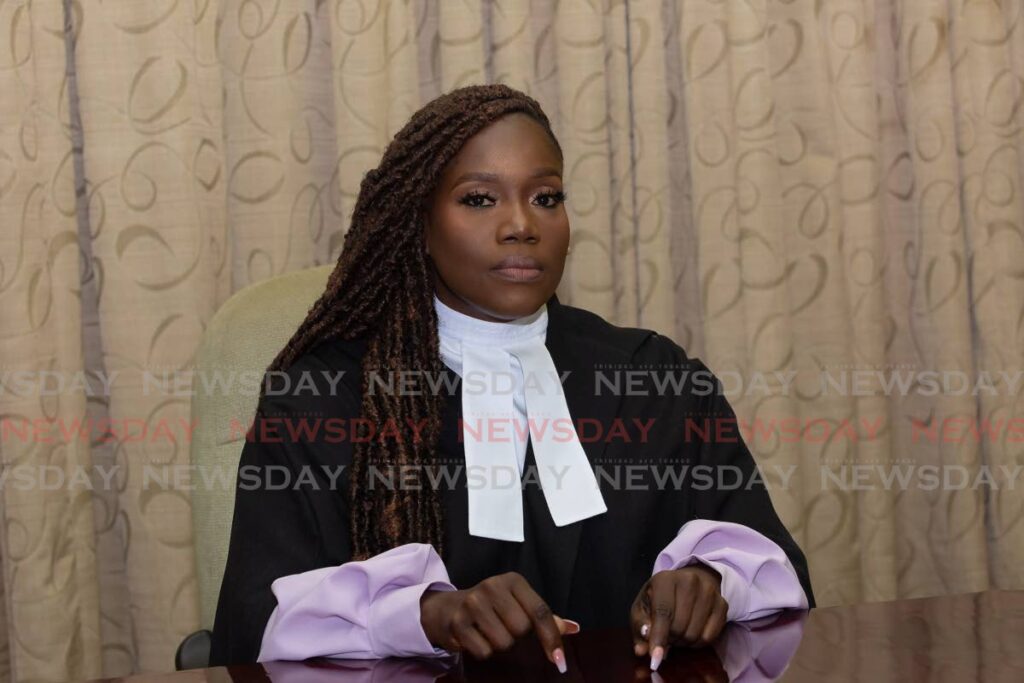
[419,571,579,673]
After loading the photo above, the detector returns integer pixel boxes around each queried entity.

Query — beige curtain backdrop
[1,0,1022,680]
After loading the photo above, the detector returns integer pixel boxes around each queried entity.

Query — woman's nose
[499,201,539,242]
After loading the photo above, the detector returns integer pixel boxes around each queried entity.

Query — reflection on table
[260,609,807,683]
[81,590,1024,682]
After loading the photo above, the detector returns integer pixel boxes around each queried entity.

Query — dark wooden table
[87,589,1024,682]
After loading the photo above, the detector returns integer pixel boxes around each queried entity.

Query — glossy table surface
[87,589,1024,682]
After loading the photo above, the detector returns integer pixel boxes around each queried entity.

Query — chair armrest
[175,629,212,670]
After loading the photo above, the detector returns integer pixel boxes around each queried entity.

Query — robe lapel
[436,294,637,614]
[540,294,634,614]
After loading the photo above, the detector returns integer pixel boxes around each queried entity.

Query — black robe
[208,296,815,666]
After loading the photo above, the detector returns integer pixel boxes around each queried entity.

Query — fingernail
[564,619,581,634]
[640,623,649,638]
[552,647,567,674]
[650,645,664,671]
[634,643,644,656]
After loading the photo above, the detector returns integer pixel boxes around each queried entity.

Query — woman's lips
[492,255,543,282]
[492,266,543,282]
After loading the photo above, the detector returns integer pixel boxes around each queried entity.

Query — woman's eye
[534,190,567,208]
[459,192,495,208]
[458,190,566,209]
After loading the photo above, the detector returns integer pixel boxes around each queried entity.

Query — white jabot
[434,294,608,542]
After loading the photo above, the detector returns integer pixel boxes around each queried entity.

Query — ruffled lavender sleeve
[714,613,807,683]
[652,519,809,621]
[256,543,458,662]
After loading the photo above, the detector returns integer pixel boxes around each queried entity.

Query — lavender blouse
[256,519,808,661]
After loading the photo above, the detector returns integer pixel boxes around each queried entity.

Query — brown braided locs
[258,84,563,561]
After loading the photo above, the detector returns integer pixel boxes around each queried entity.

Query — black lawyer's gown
[208,297,815,665]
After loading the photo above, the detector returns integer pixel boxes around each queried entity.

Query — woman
[208,84,813,675]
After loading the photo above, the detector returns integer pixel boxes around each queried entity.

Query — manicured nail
[563,619,581,634]
[650,645,664,671]
[552,647,567,674]
[640,623,649,638]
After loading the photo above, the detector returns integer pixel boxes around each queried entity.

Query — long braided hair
[261,84,563,561]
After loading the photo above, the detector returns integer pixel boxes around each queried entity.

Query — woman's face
[424,113,569,322]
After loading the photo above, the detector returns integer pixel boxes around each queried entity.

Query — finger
[682,580,717,644]
[630,594,650,656]
[555,615,580,635]
[635,623,650,657]
[699,597,729,645]
[646,579,675,671]
[672,571,703,646]
[464,594,516,652]
[486,583,534,638]
[509,578,566,673]
[450,614,493,660]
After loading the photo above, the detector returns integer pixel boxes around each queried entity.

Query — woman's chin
[472,295,550,321]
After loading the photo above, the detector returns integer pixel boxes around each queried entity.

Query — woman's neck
[433,294,547,347]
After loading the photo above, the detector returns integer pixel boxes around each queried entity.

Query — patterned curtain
[0,0,1021,680]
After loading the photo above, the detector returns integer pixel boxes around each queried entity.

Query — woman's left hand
[630,564,728,669]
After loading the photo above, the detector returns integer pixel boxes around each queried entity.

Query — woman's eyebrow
[451,167,562,186]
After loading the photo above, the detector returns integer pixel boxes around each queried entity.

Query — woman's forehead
[442,114,562,179]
